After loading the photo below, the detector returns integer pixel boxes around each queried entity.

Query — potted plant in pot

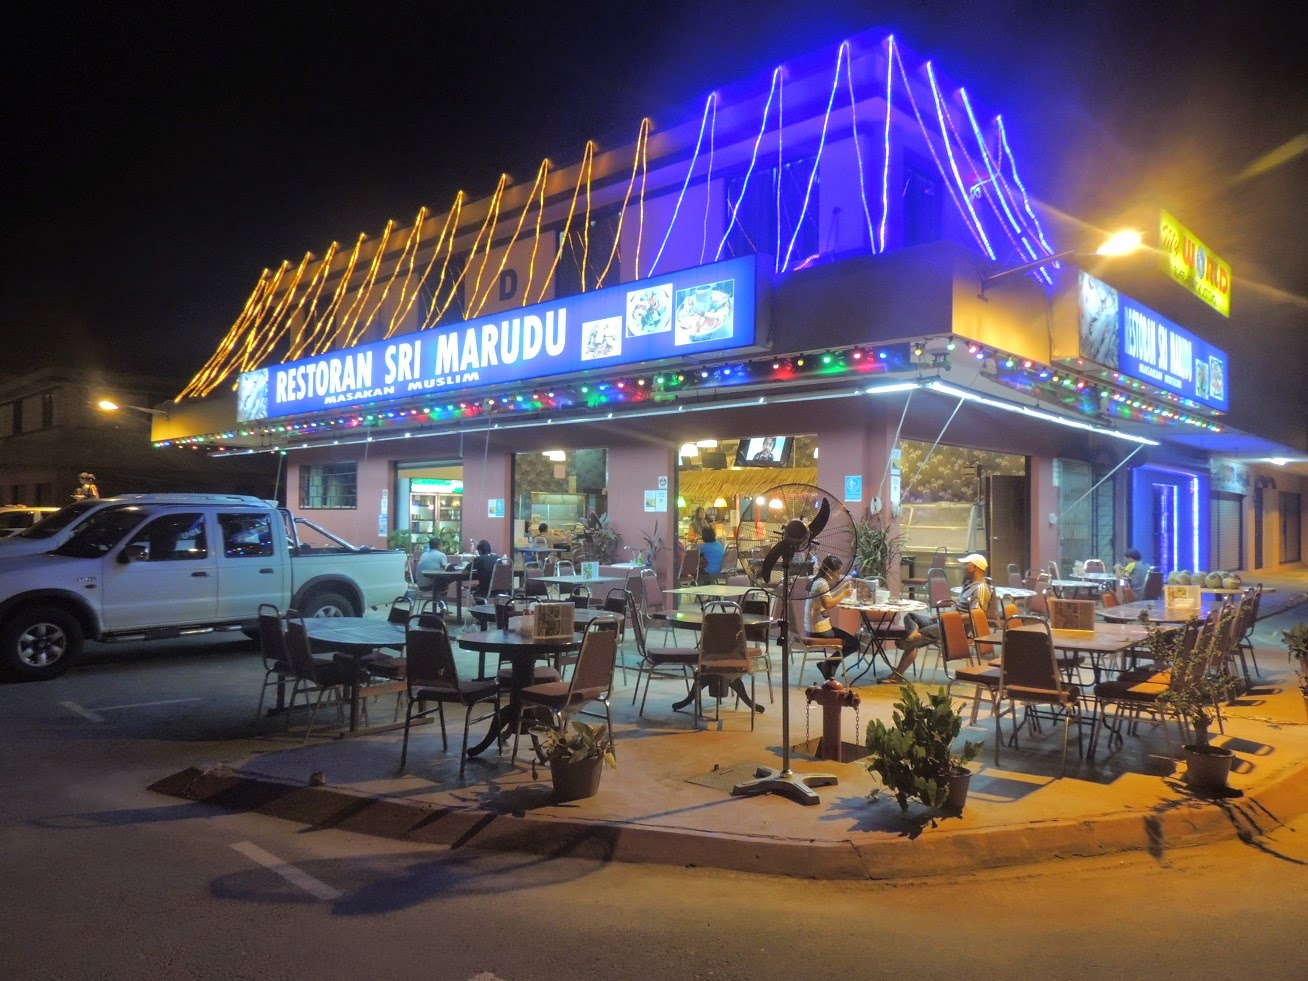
[1284,623,1308,721]
[535,721,617,803]
[865,685,981,822]
[1146,614,1244,793]
[640,521,667,569]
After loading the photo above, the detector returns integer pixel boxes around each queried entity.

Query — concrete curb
[148,750,1308,880]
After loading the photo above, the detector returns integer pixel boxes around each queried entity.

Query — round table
[458,628,581,758]
[466,604,617,629]
[837,600,927,682]
[302,617,407,734]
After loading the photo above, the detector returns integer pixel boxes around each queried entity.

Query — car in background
[0,506,59,538]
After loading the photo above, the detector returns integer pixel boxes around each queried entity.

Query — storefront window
[898,441,1025,582]
[675,435,817,556]
[396,464,463,550]
[511,449,608,559]
[299,462,357,509]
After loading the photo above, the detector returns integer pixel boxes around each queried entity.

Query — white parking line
[95,697,203,711]
[59,701,103,723]
[230,841,342,901]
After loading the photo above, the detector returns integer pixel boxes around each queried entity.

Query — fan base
[730,766,838,806]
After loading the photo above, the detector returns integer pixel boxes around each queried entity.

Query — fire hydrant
[805,679,861,763]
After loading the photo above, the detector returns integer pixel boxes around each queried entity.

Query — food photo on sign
[625,284,672,337]
[674,278,734,345]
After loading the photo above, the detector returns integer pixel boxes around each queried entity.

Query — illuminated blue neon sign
[236,254,764,422]
[1078,272,1228,412]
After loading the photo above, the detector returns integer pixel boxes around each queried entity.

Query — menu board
[1164,585,1202,612]
[1049,598,1097,633]
[533,601,575,640]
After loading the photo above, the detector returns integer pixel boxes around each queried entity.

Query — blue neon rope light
[926,61,994,259]
[782,41,848,272]
[716,68,781,261]
[649,93,715,275]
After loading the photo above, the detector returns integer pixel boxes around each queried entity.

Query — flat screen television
[735,435,792,467]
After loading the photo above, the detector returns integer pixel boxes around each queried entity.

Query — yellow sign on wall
[1159,211,1231,317]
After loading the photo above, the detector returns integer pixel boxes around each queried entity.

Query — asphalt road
[2,633,1305,979]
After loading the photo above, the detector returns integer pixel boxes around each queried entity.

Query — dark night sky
[5,1,1305,386]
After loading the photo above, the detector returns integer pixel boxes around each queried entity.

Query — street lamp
[97,399,169,418]
[979,229,1143,292]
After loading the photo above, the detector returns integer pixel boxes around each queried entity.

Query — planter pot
[942,766,972,813]
[550,755,604,803]
[1183,744,1234,792]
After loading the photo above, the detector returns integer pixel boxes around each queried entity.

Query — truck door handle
[259,568,275,574]
[191,571,209,578]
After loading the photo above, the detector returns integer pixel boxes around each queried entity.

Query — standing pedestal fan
[731,484,857,805]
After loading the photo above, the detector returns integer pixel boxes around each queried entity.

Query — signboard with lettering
[1160,211,1231,317]
[1077,273,1229,412]
[235,254,765,422]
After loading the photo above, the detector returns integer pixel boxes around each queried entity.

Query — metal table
[420,568,473,618]
[302,617,408,736]
[837,599,926,683]
[1098,599,1225,624]
[458,628,582,758]
[466,604,617,629]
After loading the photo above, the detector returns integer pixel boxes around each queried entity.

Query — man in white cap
[883,553,998,684]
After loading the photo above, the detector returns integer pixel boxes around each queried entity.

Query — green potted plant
[640,520,667,568]
[1284,623,1308,721]
[1146,614,1244,792]
[535,721,617,803]
[577,511,622,564]
[865,685,981,821]
[853,509,905,586]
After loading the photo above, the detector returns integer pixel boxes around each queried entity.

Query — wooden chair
[399,616,501,776]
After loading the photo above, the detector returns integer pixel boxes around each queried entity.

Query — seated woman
[805,555,859,679]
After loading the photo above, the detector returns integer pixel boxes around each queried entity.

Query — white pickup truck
[0,498,408,680]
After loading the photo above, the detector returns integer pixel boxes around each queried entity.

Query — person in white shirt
[416,538,448,576]
[887,553,997,684]
[805,555,859,680]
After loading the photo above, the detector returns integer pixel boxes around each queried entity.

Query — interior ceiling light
[679,442,699,457]
[695,439,719,448]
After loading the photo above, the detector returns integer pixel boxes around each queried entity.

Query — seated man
[1115,547,1148,594]
[416,538,448,577]
[470,539,499,601]
[698,526,726,583]
[887,553,997,684]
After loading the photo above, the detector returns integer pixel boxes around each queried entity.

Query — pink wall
[815,414,903,592]
[459,446,513,555]
[605,442,677,586]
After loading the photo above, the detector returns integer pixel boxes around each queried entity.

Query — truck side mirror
[119,543,150,563]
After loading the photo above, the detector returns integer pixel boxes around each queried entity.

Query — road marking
[230,841,341,901]
[59,701,103,722]
[94,697,203,711]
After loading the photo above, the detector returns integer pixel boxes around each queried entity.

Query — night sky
[5,1,1305,385]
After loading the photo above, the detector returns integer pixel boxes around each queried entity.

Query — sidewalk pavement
[152,570,1308,880]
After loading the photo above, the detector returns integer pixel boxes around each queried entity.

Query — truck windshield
[16,499,108,540]
[51,508,149,558]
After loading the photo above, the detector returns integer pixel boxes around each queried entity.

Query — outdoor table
[458,628,581,758]
[1048,579,1103,599]
[976,622,1159,685]
[838,599,927,682]
[466,604,615,630]
[662,584,757,599]
[421,568,473,618]
[1098,599,1225,624]
[654,611,774,714]
[1076,571,1120,584]
[950,585,1036,600]
[302,617,408,736]
[536,573,627,592]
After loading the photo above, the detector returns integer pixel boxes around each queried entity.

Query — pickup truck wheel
[301,590,355,618]
[2,607,83,681]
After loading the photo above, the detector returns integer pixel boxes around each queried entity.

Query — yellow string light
[237,261,290,372]
[245,251,314,368]
[402,193,463,334]
[338,220,394,348]
[463,175,508,320]
[470,160,549,315]
[596,118,651,289]
[381,207,428,337]
[177,267,272,399]
[307,234,366,356]
[287,242,339,360]
[535,141,593,304]
[522,160,550,304]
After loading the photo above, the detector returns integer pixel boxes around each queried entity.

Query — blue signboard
[236,254,764,422]
[844,475,863,503]
[1077,272,1228,412]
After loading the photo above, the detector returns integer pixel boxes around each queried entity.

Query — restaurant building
[153,30,1306,586]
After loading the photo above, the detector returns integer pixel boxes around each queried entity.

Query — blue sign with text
[1078,272,1228,412]
[236,255,763,421]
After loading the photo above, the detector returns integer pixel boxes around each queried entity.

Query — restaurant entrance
[395,462,463,551]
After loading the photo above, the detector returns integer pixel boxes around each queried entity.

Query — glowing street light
[980,229,1143,292]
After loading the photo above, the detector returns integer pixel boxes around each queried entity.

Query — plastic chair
[399,615,501,776]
